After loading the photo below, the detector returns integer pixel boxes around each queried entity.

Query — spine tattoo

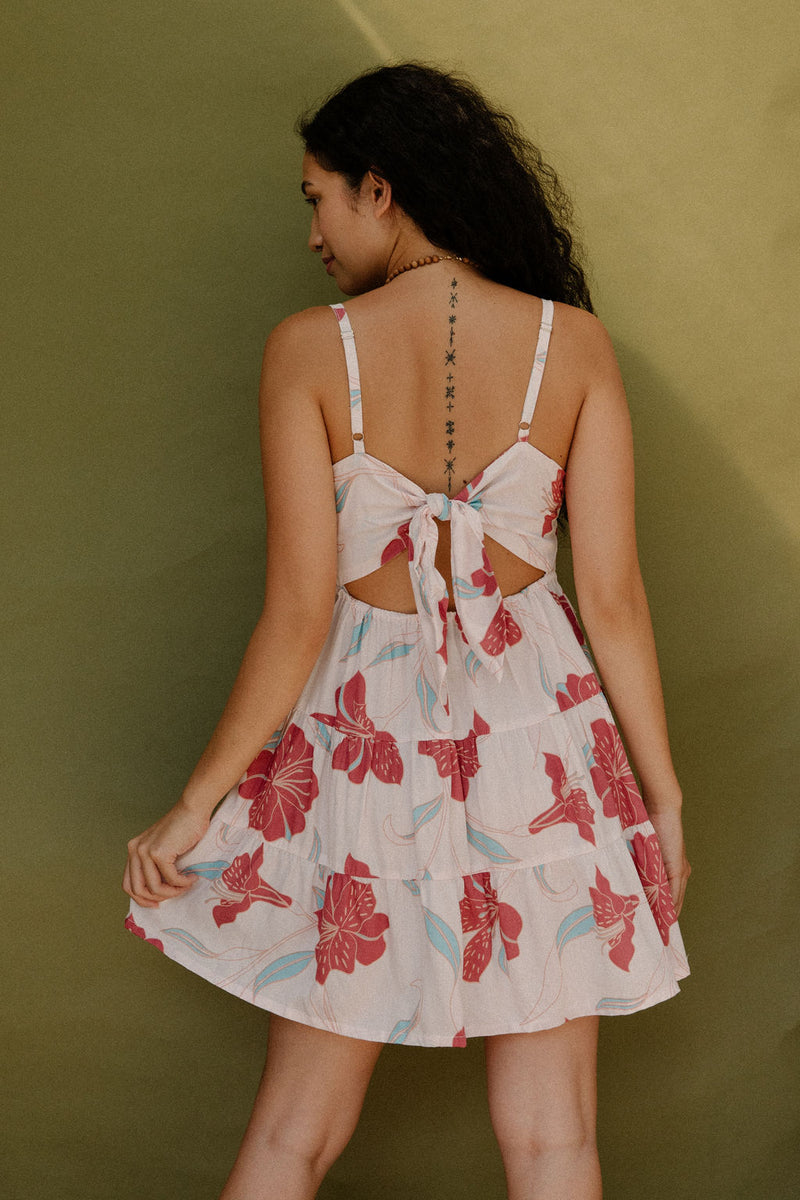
[443,276,458,490]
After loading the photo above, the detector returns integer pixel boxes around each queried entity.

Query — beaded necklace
[384,253,477,285]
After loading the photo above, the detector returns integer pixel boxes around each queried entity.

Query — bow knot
[424,492,452,520]
[406,492,512,719]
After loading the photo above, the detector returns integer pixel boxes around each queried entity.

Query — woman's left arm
[123,308,338,907]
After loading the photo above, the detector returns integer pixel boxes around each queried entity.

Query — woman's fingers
[138,847,195,900]
[127,847,165,907]
[124,822,201,909]
[669,856,691,916]
[139,849,174,897]
[646,808,691,918]
[156,855,196,890]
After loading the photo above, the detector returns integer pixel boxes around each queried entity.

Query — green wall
[3,2,798,1196]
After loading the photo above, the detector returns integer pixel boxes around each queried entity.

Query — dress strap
[329,303,365,454]
[517,297,555,441]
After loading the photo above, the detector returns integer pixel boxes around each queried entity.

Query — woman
[123,62,691,1200]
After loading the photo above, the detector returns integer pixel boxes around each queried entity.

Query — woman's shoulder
[261,304,340,365]
[259,305,345,399]
[265,304,339,346]
[552,299,609,339]
[551,301,619,377]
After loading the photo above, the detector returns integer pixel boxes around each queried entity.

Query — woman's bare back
[314,270,590,611]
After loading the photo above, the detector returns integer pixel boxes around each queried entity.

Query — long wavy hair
[295,61,594,312]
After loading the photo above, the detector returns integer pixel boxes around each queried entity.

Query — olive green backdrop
[3,2,798,1197]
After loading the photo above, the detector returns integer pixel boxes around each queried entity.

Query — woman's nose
[308,218,322,253]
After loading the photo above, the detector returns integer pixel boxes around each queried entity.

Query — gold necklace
[384,253,477,285]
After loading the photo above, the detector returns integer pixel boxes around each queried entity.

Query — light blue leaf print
[394,797,443,841]
[412,796,442,833]
[555,906,595,953]
[163,929,216,957]
[464,650,481,682]
[179,860,229,880]
[388,1017,415,1044]
[253,951,315,992]
[367,639,415,667]
[596,993,649,1013]
[343,610,373,658]
[421,868,432,880]
[537,648,555,699]
[311,718,332,752]
[498,942,509,975]
[312,885,325,911]
[416,668,441,728]
[581,742,595,770]
[532,862,577,898]
[306,827,322,864]
[402,878,421,896]
[453,576,484,601]
[334,479,352,513]
[264,723,286,752]
[466,821,521,865]
[422,907,460,977]
[416,567,433,616]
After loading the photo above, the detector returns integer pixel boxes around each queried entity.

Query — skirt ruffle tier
[126,571,690,1047]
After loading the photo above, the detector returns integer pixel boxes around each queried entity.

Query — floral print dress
[125,297,690,1047]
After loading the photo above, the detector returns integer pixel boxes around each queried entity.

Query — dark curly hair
[295,61,594,312]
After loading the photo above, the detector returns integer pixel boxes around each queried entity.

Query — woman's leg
[483,1015,602,1200]
[219,1012,384,1200]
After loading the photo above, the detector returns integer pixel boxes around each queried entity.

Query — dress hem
[125,921,689,1049]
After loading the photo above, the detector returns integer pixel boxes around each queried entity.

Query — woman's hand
[646,804,692,918]
[123,798,209,909]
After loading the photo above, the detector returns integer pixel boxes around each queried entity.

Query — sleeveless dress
[125,298,690,1047]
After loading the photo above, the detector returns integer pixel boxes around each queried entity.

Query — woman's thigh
[253,1013,385,1146]
[483,1016,600,1149]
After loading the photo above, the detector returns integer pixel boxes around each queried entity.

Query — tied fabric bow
[405,491,521,709]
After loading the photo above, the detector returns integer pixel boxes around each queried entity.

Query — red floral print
[418,711,491,802]
[243,724,319,841]
[542,468,566,536]
[460,872,523,982]
[124,913,164,952]
[380,519,413,565]
[311,671,404,785]
[589,719,648,829]
[470,547,498,598]
[315,872,390,984]
[479,602,522,657]
[212,844,292,928]
[452,1027,467,1047]
[453,470,484,501]
[629,830,677,945]
[548,589,586,646]
[556,671,601,711]
[436,595,449,664]
[588,866,639,971]
[528,752,596,844]
[343,852,376,878]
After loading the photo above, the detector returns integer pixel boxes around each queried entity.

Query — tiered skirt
[125,570,690,1047]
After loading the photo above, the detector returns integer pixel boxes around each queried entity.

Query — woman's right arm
[564,312,691,915]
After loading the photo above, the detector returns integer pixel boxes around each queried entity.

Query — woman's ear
[366,168,393,215]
